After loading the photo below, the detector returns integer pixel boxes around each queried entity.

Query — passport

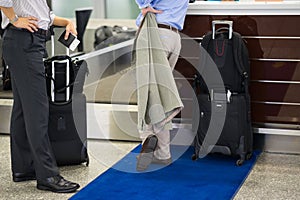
[58,30,80,51]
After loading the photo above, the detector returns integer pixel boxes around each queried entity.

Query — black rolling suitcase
[192,20,253,166]
[44,29,89,166]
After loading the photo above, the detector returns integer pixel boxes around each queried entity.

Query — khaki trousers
[140,28,181,159]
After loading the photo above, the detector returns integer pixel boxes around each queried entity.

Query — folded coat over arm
[134,13,184,133]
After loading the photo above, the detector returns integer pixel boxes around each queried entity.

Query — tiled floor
[0,135,139,200]
[234,152,300,200]
[0,134,300,200]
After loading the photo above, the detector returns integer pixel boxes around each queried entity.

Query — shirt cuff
[138,3,151,9]
[49,11,55,26]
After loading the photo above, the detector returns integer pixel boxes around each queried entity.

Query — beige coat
[134,13,183,133]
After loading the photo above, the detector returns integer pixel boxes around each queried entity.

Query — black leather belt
[34,28,48,36]
[7,24,48,36]
[157,24,178,33]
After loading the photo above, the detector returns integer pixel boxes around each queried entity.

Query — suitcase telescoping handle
[49,26,70,57]
[212,20,233,40]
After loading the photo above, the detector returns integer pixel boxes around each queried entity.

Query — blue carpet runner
[70,145,260,200]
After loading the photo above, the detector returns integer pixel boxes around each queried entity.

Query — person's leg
[3,29,59,180]
[137,28,182,170]
[139,125,154,143]
[154,130,171,159]
[9,76,35,178]
[158,28,181,70]
[153,28,181,160]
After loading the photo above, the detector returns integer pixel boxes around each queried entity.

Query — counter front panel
[183,15,300,38]
[176,12,300,126]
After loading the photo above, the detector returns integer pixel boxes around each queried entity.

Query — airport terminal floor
[1,1,300,199]
[1,134,300,200]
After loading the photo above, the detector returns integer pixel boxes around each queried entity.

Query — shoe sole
[13,177,36,182]
[136,152,154,171]
[136,135,158,171]
[37,184,78,193]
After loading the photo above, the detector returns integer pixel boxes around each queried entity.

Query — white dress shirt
[0,0,55,30]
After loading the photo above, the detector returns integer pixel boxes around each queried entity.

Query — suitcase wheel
[86,156,90,166]
[236,153,246,166]
[236,159,244,166]
[246,152,252,161]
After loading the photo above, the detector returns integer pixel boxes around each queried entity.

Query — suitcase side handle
[212,20,233,39]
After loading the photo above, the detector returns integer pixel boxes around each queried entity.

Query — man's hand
[13,16,39,32]
[52,16,77,40]
[64,20,77,40]
[141,7,163,16]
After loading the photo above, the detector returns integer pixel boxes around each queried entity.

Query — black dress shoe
[13,172,36,182]
[37,175,80,193]
[136,135,158,171]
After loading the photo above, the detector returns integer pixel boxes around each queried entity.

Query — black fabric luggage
[94,25,136,50]
[1,22,11,91]
[193,20,253,166]
[48,93,89,166]
[44,56,88,102]
[44,30,89,166]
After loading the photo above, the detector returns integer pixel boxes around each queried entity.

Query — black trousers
[2,27,59,180]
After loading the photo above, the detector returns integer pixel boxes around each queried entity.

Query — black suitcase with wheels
[48,93,89,166]
[44,28,89,166]
[193,20,253,166]
[45,55,89,166]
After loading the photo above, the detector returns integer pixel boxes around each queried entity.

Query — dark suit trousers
[2,27,59,180]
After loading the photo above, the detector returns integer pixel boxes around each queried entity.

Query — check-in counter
[176,1,300,153]
[2,3,300,150]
